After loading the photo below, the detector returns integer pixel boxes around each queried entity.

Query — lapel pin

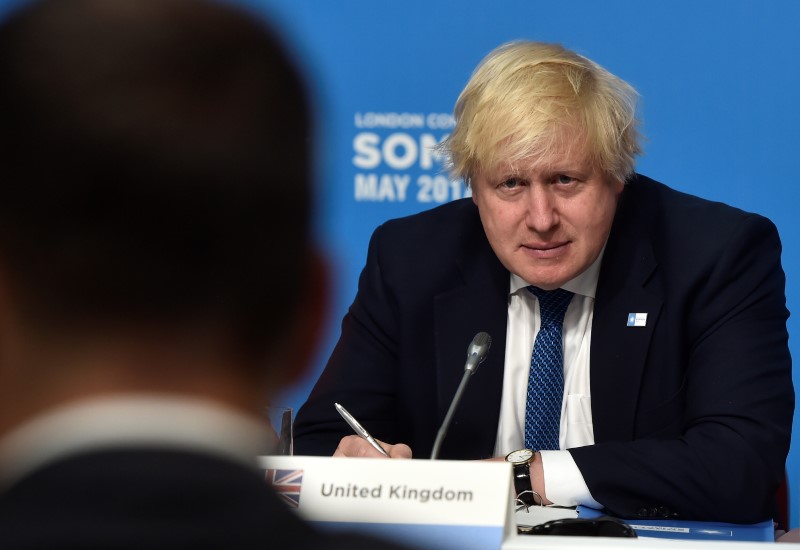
[626,313,647,327]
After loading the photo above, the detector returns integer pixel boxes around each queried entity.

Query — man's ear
[276,248,331,389]
[0,267,19,371]
[0,265,39,435]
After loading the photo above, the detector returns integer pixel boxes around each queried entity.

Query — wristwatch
[506,448,537,505]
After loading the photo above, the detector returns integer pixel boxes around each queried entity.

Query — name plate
[259,455,514,550]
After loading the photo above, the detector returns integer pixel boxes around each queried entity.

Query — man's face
[471,143,623,290]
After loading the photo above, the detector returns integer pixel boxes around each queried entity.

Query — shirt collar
[0,395,270,488]
[509,244,606,299]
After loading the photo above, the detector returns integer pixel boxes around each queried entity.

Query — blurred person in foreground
[294,41,794,524]
[0,0,411,547]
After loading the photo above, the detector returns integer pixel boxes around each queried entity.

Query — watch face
[507,449,534,463]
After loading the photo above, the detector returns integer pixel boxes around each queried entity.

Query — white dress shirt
[0,395,269,488]
[494,251,605,508]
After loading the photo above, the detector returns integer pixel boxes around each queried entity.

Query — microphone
[464,331,492,374]
[430,332,492,460]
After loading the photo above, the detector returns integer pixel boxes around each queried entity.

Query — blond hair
[441,41,642,183]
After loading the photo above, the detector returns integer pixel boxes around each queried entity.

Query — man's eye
[556,174,575,184]
[501,178,522,189]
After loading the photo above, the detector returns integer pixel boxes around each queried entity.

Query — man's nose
[525,185,558,233]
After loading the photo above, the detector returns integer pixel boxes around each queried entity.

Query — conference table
[503,535,778,549]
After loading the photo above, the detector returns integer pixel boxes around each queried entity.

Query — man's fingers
[333,435,413,458]
[333,435,389,458]
[383,440,412,459]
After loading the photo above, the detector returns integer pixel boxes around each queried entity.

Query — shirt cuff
[539,450,603,509]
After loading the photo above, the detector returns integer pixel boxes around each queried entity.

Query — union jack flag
[265,469,303,508]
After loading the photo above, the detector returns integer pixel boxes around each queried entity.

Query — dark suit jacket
[0,448,412,549]
[294,174,794,523]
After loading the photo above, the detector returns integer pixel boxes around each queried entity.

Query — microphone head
[464,332,492,374]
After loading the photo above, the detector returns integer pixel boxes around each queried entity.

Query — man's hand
[333,435,413,458]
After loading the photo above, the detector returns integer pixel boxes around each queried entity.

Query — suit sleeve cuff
[539,450,603,509]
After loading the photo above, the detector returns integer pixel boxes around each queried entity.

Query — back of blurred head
[0,0,322,426]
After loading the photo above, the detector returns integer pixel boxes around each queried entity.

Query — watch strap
[512,461,536,505]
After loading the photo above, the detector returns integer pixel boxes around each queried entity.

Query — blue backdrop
[250,0,800,527]
[0,0,796,528]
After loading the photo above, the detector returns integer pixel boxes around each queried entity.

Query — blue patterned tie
[524,286,574,451]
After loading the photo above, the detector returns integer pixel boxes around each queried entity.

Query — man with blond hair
[295,41,793,524]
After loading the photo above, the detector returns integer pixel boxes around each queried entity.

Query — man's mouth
[521,241,570,258]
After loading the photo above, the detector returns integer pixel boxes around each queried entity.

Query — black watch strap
[511,462,535,505]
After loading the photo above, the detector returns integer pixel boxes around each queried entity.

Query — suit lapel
[433,207,508,459]
[591,181,663,443]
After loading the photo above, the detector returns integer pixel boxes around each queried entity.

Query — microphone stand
[430,369,473,460]
[430,332,491,459]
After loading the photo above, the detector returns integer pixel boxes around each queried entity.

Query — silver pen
[334,402,390,457]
